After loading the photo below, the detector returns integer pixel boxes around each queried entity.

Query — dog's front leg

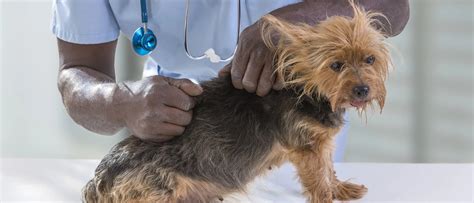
[289,149,333,203]
[331,170,367,201]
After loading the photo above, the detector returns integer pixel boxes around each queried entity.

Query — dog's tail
[82,179,99,203]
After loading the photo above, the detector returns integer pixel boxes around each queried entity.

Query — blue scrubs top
[51,0,301,81]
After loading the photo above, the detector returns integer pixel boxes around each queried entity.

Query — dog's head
[262,1,392,113]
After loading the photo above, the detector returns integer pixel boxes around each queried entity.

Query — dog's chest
[281,98,344,149]
[296,97,345,128]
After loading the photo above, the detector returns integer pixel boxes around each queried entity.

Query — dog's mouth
[350,99,368,108]
[337,99,370,110]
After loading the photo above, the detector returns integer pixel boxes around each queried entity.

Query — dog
[83,1,391,202]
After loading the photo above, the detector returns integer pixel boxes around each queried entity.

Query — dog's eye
[330,61,344,72]
[365,55,375,65]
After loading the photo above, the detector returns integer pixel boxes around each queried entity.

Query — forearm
[269,0,410,36]
[58,67,125,135]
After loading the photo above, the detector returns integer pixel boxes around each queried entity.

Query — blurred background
[1,0,473,163]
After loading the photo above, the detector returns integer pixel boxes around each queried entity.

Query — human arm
[57,39,202,141]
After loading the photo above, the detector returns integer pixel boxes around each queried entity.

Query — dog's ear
[260,15,315,89]
[348,0,391,38]
[260,15,312,50]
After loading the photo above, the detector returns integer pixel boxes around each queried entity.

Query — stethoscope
[132,0,241,63]
[132,0,158,56]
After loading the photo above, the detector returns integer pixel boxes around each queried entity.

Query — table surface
[1,159,472,203]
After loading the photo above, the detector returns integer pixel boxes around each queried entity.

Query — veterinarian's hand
[219,23,284,97]
[115,76,203,141]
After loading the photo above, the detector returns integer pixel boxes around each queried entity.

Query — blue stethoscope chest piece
[132,27,157,56]
[132,0,157,56]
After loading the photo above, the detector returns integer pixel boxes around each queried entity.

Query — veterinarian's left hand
[219,23,284,97]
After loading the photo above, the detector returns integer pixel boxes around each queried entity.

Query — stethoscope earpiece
[132,0,157,56]
[132,27,157,56]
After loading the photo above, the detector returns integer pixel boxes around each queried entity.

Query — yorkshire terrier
[83,1,391,203]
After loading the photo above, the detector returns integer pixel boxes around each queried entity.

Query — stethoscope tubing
[140,0,149,34]
[183,0,241,62]
[133,0,241,62]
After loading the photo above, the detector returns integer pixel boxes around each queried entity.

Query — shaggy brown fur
[83,1,391,203]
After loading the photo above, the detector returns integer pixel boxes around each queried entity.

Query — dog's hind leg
[93,171,225,203]
[82,179,99,203]
[103,166,178,202]
[82,164,179,202]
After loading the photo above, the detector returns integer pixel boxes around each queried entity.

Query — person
[52,0,409,161]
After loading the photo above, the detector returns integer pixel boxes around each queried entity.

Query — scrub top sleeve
[51,0,120,44]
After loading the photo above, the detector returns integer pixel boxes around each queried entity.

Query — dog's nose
[353,85,370,99]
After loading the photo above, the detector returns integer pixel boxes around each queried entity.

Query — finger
[218,63,232,78]
[231,45,250,89]
[242,52,265,93]
[140,121,186,138]
[157,122,186,136]
[136,133,175,142]
[133,118,182,141]
[162,107,193,126]
[139,122,185,141]
[256,60,275,97]
[273,71,285,90]
[167,78,203,96]
[162,85,196,111]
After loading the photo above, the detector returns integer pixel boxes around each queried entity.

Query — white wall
[1,0,473,162]
[345,0,474,163]
[0,0,142,159]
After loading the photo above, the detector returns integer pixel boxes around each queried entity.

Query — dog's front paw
[306,189,333,203]
[332,181,367,201]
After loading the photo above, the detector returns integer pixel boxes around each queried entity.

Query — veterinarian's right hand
[115,76,203,141]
